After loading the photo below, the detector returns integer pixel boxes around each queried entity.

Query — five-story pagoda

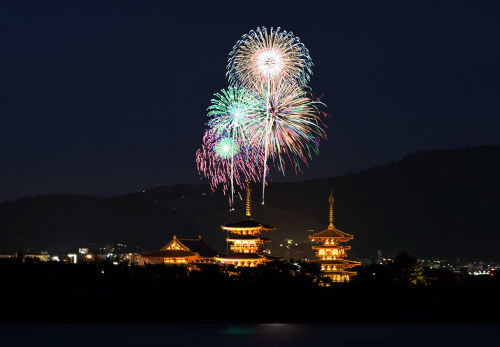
[215,184,275,267]
[309,192,360,282]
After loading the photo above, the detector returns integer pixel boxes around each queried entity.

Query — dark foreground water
[0,324,498,346]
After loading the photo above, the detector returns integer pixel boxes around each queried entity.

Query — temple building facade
[140,235,217,269]
[215,184,276,267]
[309,192,360,283]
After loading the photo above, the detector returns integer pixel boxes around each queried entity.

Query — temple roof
[142,250,197,258]
[175,238,218,257]
[309,226,353,240]
[143,236,218,258]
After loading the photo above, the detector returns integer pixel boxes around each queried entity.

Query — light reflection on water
[0,324,498,346]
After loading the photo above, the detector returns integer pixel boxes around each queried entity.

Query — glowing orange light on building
[309,191,360,283]
[216,183,275,267]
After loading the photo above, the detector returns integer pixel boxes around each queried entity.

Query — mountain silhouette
[0,145,498,260]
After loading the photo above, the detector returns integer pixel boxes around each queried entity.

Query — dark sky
[1,1,499,201]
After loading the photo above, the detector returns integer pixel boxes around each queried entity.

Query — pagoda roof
[309,226,353,240]
[227,235,270,241]
[322,270,358,275]
[216,253,268,260]
[222,219,276,231]
[315,259,361,266]
[312,245,351,249]
[221,183,276,232]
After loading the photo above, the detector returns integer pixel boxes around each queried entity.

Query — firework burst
[206,86,264,202]
[214,137,239,159]
[196,129,263,204]
[227,26,313,88]
[207,86,262,140]
[249,81,327,174]
[196,26,326,206]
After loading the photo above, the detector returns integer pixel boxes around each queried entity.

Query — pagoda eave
[310,236,352,243]
[309,226,353,240]
[315,259,361,265]
[219,183,275,267]
[227,237,270,242]
[312,245,351,250]
[322,270,358,275]
[215,253,271,267]
[221,226,275,232]
[216,254,268,260]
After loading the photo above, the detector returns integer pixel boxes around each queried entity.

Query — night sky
[1,1,499,201]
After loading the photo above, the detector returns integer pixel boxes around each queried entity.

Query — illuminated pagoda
[140,235,217,269]
[215,184,276,267]
[309,192,360,282]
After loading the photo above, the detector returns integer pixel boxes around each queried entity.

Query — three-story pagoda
[215,184,275,267]
[309,192,360,282]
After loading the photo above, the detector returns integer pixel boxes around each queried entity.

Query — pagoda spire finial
[328,191,334,228]
[246,183,253,220]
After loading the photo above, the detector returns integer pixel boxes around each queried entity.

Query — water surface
[1,324,498,346]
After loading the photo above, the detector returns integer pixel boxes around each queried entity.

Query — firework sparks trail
[196,129,264,205]
[196,26,327,207]
[227,26,316,203]
[206,86,263,202]
[249,80,327,175]
[227,26,313,88]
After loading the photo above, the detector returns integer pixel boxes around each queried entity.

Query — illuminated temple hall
[215,184,276,267]
[140,235,217,268]
[309,192,360,282]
